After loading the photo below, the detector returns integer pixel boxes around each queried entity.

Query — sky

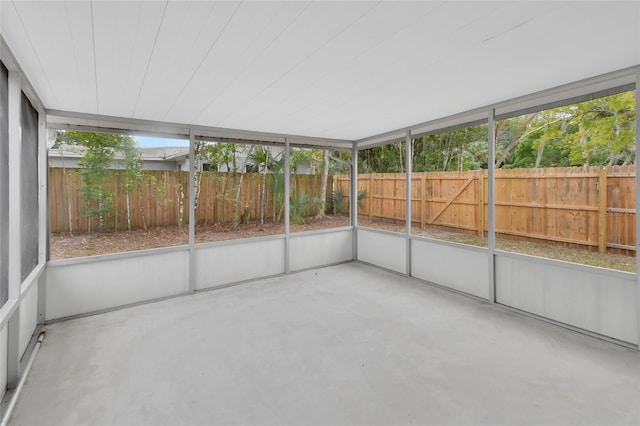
[135,136,189,148]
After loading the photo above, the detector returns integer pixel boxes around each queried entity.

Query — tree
[316,149,330,218]
[250,146,283,229]
[290,148,333,218]
[498,91,635,168]
[120,140,143,231]
[55,131,140,232]
[411,126,488,173]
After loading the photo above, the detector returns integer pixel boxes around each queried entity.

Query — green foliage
[499,91,635,168]
[289,192,309,224]
[330,188,366,215]
[413,126,488,172]
[358,91,635,172]
[357,189,366,207]
[331,190,345,215]
[359,141,407,173]
[56,131,140,231]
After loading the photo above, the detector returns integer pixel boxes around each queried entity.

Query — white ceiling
[1,1,639,142]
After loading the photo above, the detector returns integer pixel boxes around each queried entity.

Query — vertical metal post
[284,139,290,274]
[37,109,47,324]
[487,108,497,304]
[351,145,358,260]
[188,129,196,292]
[405,131,412,277]
[635,68,640,347]
[37,111,46,267]
[7,70,21,387]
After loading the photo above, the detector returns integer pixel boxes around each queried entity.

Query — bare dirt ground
[50,215,351,260]
[354,219,635,273]
[51,215,635,273]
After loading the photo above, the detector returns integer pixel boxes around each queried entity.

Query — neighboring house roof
[48,144,189,162]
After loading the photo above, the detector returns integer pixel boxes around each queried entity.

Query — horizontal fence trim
[418,223,479,232]
[362,213,406,222]
[494,174,599,179]
[608,208,635,214]
[608,243,636,250]
[427,199,478,206]
[495,201,598,212]
[495,229,600,246]
[369,195,407,201]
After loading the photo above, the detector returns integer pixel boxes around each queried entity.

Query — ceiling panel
[188,1,376,126]
[164,1,310,124]
[92,1,166,116]
[1,1,64,106]
[214,1,443,130]
[1,0,638,142]
[133,1,239,119]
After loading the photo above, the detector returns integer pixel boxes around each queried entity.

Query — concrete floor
[9,262,640,426]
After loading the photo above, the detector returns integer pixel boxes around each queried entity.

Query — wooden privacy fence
[335,165,636,254]
[49,168,330,233]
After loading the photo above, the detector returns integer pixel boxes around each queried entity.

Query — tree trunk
[193,142,203,223]
[396,142,404,173]
[233,146,253,227]
[580,132,589,166]
[260,169,267,229]
[495,114,536,168]
[139,184,147,230]
[126,191,131,231]
[316,150,329,218]
[58,146,74,236]
[534,140,545,168]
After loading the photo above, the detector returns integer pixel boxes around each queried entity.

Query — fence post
[478,171,484,237]
[420,173,426,230]
[369,174,374,221]
[598,168,607,253]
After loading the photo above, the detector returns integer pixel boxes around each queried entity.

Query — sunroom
[1,1,639,425]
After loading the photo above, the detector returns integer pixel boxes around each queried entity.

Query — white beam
[405,130,411,277]
[635,68,640,348]
[487,108,496,304]
[6,70,21,388]
[37,106,47,324]
[284,139,290,274]
[188,129,195,293]
[7,71,20,301]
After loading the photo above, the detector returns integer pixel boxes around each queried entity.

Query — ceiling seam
[131,0,169,117]
[160,0,243,121]
[10,0,60,106]
[192,1,314,124]
[215,1,383,124]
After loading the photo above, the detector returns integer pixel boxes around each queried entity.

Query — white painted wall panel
[46,250,189,320]
[495,255,638,345]
[194,239,285,289]
[357,229,406,274]
[411,239,489,299]
[289,230,352,272]
[19,283,38,358]
[0,324,7,401]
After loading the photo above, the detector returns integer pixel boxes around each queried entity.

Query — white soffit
[1,1,639,142]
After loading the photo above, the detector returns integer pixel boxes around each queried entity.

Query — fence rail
[334,165,636,254]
